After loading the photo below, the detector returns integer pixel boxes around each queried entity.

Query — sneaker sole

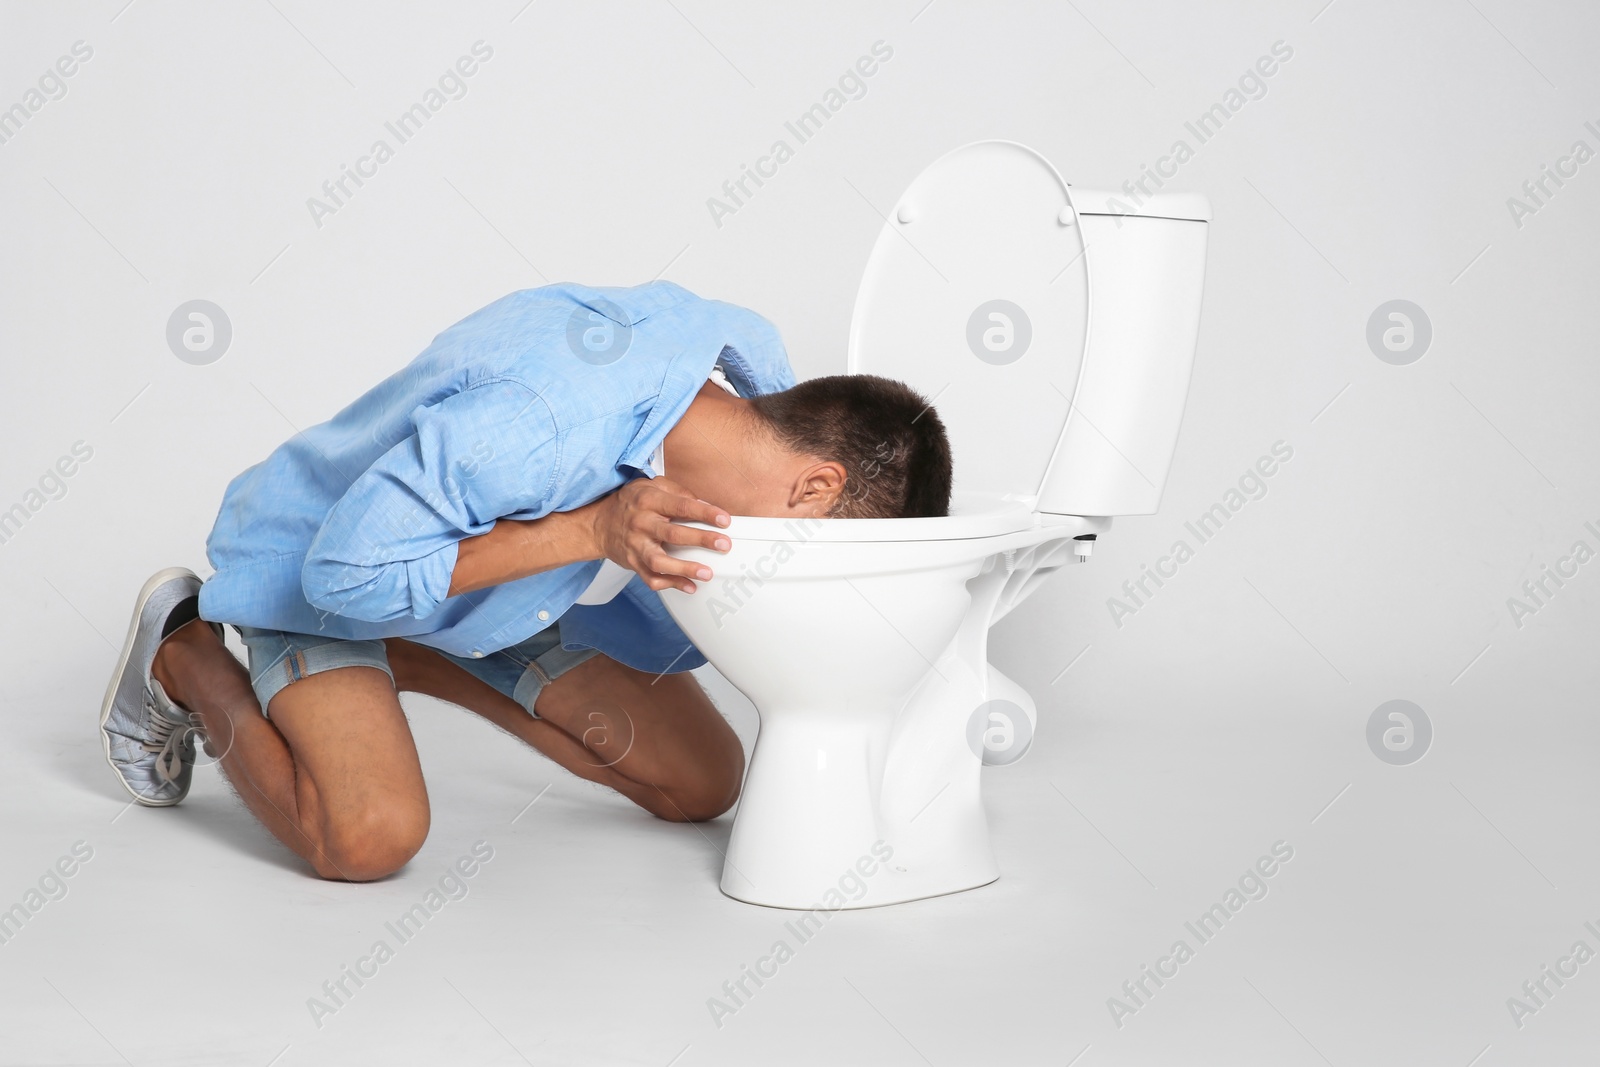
[99,566,201,808]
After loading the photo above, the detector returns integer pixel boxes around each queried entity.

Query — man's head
[662,373,952,520]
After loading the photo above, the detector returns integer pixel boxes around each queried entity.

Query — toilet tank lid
[1070,188,1211,222]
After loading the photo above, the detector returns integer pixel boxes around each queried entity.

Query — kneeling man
[99,281,951,881]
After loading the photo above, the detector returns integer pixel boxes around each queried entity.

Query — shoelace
[140,691,205,785]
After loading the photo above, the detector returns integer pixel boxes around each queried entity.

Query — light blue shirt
[199,281,796,673]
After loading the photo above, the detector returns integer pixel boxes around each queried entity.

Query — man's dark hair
[748,374,952,519]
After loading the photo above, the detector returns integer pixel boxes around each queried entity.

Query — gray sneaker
[99,567,223,806]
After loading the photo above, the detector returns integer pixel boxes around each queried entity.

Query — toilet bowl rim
[685,502,1109,545]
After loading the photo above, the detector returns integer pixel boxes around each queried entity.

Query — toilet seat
[707,491,1037,543]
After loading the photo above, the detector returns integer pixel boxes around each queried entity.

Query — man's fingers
[656,497,730,528]
[658,522,731,552]
[643,550,713,584]
[642,572,696,594]
[642,482,730,527]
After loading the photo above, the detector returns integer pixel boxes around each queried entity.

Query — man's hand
[586,476,731,594]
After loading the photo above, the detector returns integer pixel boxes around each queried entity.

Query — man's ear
[791,460,847,515]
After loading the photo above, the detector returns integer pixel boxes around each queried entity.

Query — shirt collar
[615,302,795,472]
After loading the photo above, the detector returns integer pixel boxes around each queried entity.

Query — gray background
[2,1,1597,1064]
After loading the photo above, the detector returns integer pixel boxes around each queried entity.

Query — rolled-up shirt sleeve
[301,379,558,623]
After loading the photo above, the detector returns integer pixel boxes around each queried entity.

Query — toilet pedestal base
[717,648,1009,910]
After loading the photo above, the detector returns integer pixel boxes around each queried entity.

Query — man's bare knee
[316,800,430,882]
[652,753,744,823]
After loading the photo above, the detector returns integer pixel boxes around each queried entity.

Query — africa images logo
[966,300,1032,365]
[564,298,633,366]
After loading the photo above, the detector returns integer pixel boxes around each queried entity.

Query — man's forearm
[447,504,600,598]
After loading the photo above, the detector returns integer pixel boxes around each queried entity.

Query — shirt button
[470,651,484,659]
[537,610,550,622]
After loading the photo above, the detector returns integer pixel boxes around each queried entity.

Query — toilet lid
[847,141,1088,503]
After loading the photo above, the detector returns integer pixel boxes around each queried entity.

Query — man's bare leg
[385,639,744,822]
[151,620,428,881]
[149,622,735,882]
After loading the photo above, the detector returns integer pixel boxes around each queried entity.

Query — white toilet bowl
[664,140,1210,909]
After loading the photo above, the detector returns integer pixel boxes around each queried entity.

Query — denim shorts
[237,622,599,719]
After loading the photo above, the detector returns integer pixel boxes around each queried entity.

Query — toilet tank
[1036,191,1210,517]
